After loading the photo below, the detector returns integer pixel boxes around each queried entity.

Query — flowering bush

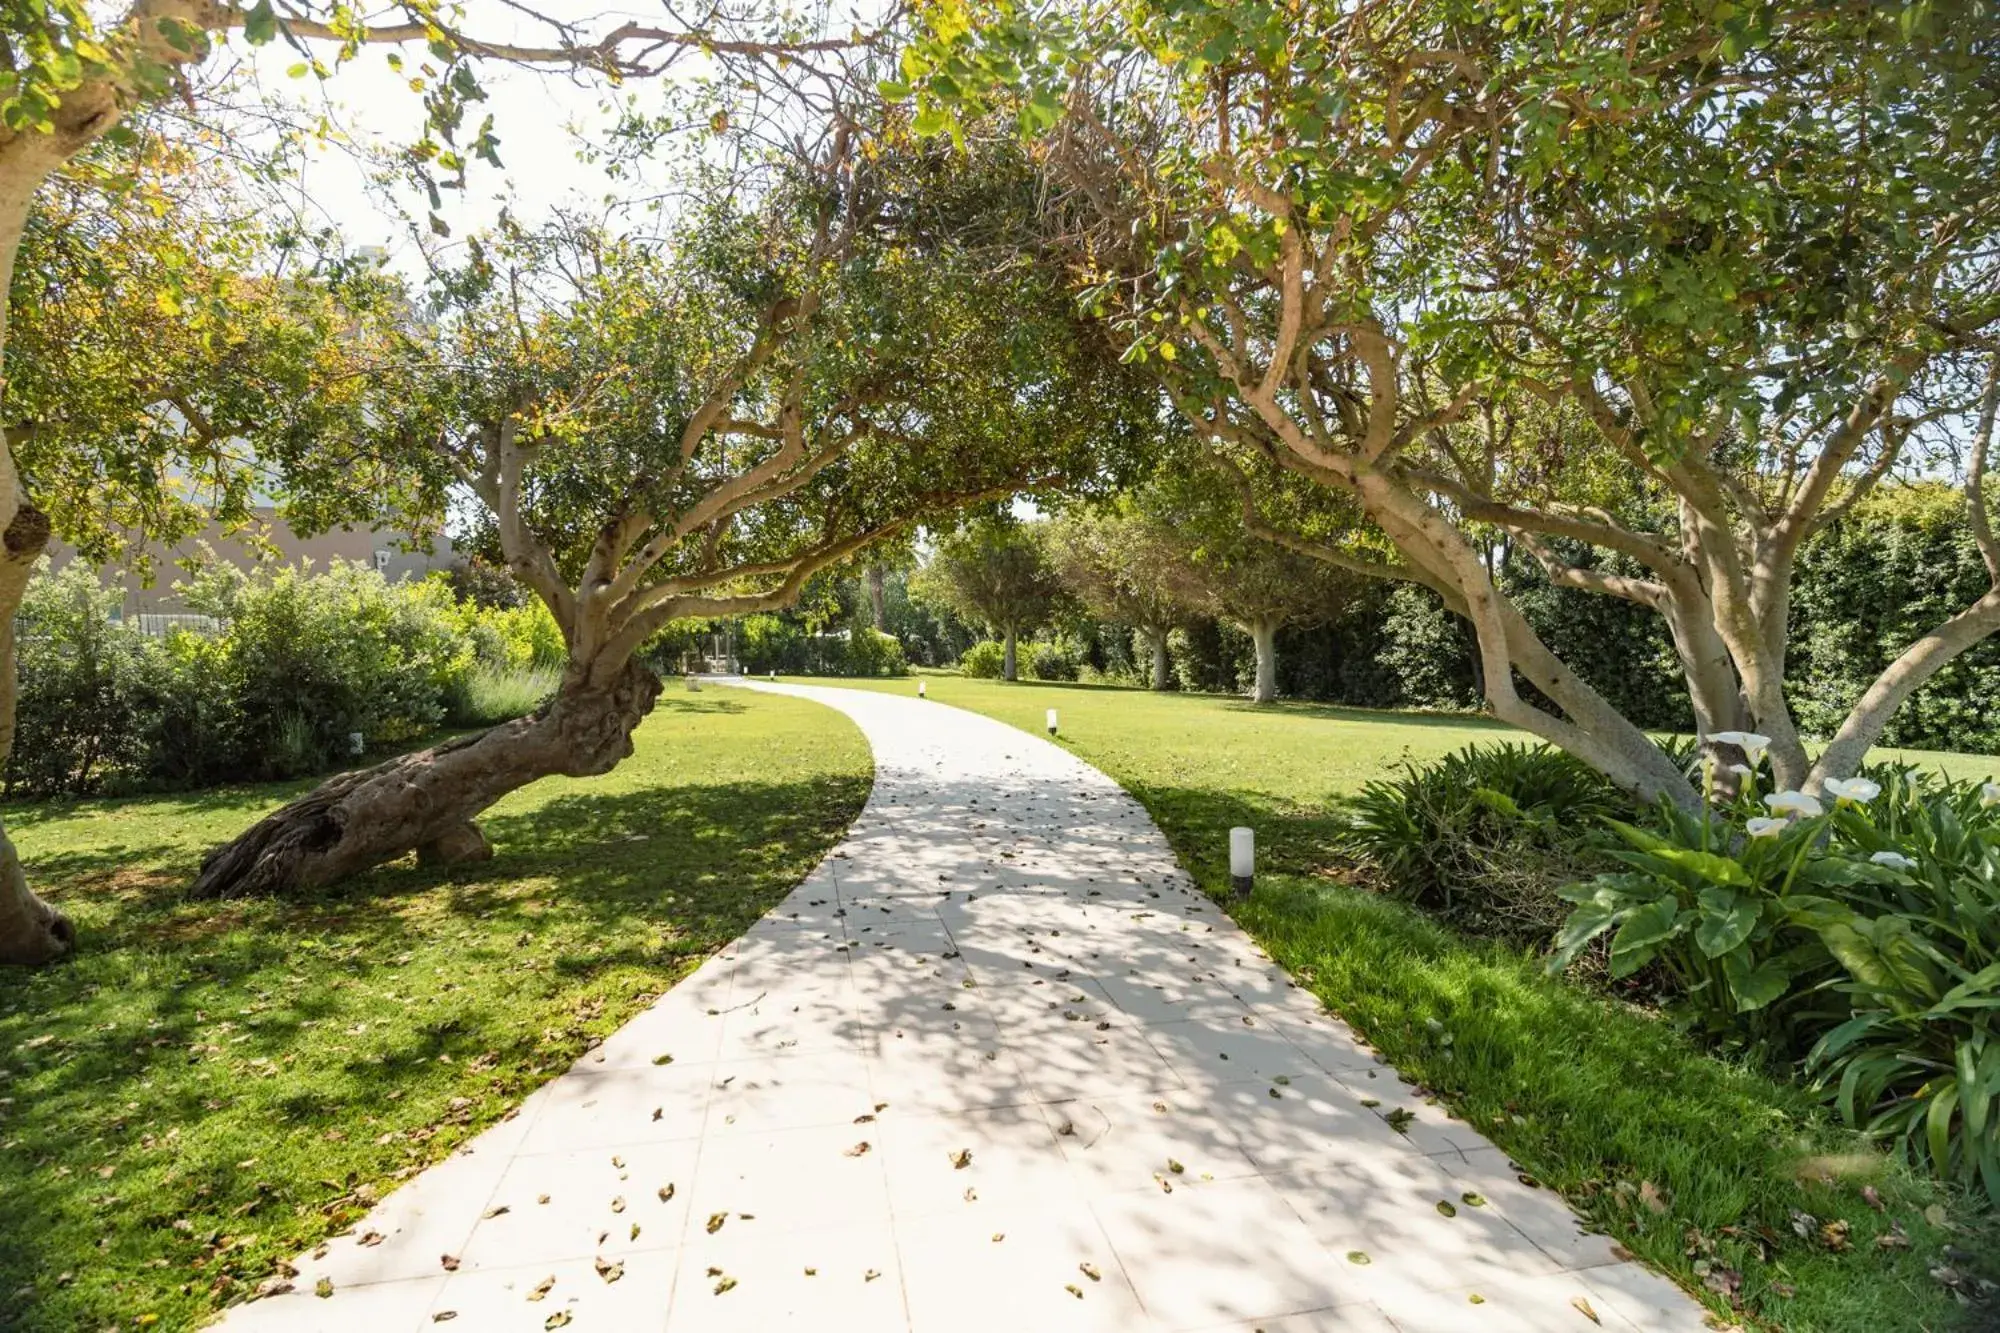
[1551,740,2000,1201]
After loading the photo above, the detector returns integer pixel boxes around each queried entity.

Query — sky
[220,1,846,277]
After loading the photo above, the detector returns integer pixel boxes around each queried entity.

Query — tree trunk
[191,661,663,899]
[1002,624,1018,681]
[866,564,886,630]
[1247,619,1278,704]
[1149,631,1172,691]
[0,501,73,965]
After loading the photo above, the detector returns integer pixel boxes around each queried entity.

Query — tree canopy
[896,0,2000,804]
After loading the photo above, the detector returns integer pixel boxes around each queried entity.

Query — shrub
[127,629,242,790]
[737,613,807,675]
[1340,742,1624,939]
[1028,642,1079,682]
[8,561,144,796]
[208,563,473,776]
[959,640,1007,678]
[8,560,555,794]
[449,665,561,726]
[1550,762,2000,1202]
[842,627,908,677]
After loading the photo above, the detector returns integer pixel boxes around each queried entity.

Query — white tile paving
[209,680,1715,1332]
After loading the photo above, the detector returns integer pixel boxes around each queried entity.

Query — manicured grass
[790,674,1998,1332]
[0,690,871,1332]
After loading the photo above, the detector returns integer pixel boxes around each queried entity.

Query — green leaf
[1927,1084,1960,1180]
[1721,951,1793,1011]
[1610,894,1680,959]
[1547,899,1619,973]
[243,0,278,44]
[1693,889,1759,958]
[1645,845,1752,887]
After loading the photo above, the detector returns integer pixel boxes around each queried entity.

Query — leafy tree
[914,516,1066,681]
[0,0,881,963]
[0,144,399,960]
[902,0,2000,806]
[1140,470,1360,704]
[196,129,1148,898]
[1044,500,1188,689]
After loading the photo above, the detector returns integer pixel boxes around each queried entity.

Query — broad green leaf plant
[1552,740,2000,1201]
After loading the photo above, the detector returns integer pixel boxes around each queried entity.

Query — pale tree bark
[1147,630,1172,690]
[1244,618,1278,704]
[1002,624,1019,681]
[0,501,73,963]
[0,137,78,964]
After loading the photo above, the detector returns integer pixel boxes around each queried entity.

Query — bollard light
[919,680,927,698]
[1229,826,1255,898]
[769,671,776,681]
[687,674,702,692]
[1046,707,1059,736]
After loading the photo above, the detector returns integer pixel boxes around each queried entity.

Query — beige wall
[48,508,459,615]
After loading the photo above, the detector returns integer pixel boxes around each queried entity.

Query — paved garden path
[217,681,1714,1333]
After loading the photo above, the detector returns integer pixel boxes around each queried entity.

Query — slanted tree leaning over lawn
[914,515,1066,681]
[899,0,2000,807]
[194,128,1148,898]
[0,0,883,960]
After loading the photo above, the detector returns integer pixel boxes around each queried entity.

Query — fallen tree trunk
[191,661,662,899]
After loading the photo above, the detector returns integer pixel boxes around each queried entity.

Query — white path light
[919,680,927,698]
[1230,826,1255,898]
[1046,707,1059,736]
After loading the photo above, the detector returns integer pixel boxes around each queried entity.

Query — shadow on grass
[0,769,867,1333]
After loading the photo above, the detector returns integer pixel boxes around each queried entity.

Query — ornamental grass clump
[1551,741,2000,1202]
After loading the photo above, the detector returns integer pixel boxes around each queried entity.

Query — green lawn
[0,690,871,1332]
[785,673,1998,1333]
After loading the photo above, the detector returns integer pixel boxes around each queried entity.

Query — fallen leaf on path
[594,1257,624,1283]
[1571,1295,1600,1324]
[314,1278,333,1299]
[526,1275,555,1302]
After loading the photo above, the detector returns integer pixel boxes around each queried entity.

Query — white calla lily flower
[1983,782,2000,808]
[1745,817,1786,839]
[1822,777,1882,805]
[1727,763,1753,777]
[1765,790,1824,818]
[1708,731,1773,765]
[1869,851,1917,871]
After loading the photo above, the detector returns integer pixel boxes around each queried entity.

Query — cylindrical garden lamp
[1046,708,1059,736]
[1229,826,1255,898]
[919,680,927,698]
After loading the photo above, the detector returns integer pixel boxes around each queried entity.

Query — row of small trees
[912,466,1361,703]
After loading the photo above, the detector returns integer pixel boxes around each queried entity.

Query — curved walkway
[217,681,1712,1333]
